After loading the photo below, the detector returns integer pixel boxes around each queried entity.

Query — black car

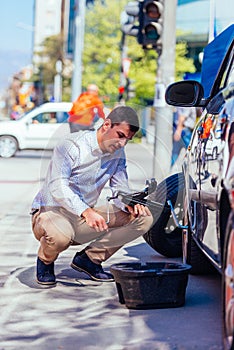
[164,24,234,350]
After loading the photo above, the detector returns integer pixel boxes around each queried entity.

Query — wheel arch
[0,134,20,147]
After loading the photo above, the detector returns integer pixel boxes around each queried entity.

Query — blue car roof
[201,24,234,98]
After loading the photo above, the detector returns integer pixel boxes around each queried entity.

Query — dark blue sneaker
[36,257,56,285]
[71,251,114,282]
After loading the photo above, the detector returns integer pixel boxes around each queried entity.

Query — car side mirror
[165,80,206,107]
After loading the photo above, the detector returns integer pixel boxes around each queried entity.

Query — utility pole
[71,0,86,101]
[54,60,62,101]
[152,0,177,181]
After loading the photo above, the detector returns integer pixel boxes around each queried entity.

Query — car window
[226,58,234,86]
[56,111,69,123]
[32,111,69,124]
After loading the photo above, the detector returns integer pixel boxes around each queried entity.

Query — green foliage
[34,35,64,86]
[82,0,126,103]
[175,41,196,80]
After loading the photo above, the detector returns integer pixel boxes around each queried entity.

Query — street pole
[71,0,86,101]
[152,0,177,181]
[54,60,62,102]
[119,31,127,103]
[208,0,216,42]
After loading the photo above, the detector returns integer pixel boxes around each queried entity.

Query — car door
[23,111,70,149]
[186,45,234,265]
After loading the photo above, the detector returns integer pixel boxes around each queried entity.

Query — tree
[32,34,72,101]
[82,1,126,103]
[175,40,196,80]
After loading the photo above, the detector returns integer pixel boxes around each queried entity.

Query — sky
[0,0,233,94]
[177,0,234,35]
[0,0,34,92]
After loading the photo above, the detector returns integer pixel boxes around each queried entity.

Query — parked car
[0,102,110,158]
[164,24,234,349]
[0,102,72,158]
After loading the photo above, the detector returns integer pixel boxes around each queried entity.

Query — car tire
[143,172,185,258]
[182,209,216,275]
[0,135,18,158]
[222,212,234,350]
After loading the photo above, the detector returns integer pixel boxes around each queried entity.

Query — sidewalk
[0,143,221,350]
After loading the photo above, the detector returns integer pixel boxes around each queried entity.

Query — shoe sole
[36,278,57,286]
[70,263,114,282]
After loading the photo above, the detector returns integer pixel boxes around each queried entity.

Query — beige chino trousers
[32,204,153,265]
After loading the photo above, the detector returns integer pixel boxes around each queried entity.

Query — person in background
[31,105,153,286]
[171,106,197,167]
[68,84,105,133]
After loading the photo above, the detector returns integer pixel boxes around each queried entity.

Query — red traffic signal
[118,86,125,94]
[144,1,163,19]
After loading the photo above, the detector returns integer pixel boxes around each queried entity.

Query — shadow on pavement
[16,264,105,290]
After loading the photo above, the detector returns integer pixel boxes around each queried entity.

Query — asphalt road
[0,146,223,350]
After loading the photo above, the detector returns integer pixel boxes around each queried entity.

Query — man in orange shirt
[68,84,105,133]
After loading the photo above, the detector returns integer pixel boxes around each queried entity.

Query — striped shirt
[32,130,130,216]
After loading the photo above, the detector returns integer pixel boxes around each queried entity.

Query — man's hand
[173,128,182,141]
[125,203,151,217]
[81,208,108,232]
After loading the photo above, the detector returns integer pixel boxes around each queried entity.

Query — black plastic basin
[110,262,191,309]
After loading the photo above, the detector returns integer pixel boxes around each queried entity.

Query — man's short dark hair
[108,106,139,133]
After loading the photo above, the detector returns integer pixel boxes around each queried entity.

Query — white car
[0,102,110,158]
[204,130,222,159]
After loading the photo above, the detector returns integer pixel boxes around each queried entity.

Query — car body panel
[166,24,234,349]
[184,75,234,270]
[165,30,234,273]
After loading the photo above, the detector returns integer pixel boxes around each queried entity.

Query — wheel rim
[224,223,234,349]
[165,202,183,232]
[0,137,17,158]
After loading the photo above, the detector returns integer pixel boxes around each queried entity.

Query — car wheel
[223,212,234,350]
[143,172,185,258]
[0,136,18,158]
[182,208,216,274]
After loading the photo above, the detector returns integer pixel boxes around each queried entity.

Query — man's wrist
[81,207,93,218]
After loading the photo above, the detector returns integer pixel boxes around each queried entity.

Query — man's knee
[42,231,71,253]
[133,214,153,234]
[33,211,73,250]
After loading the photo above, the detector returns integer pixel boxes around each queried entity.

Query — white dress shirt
[32,130,130,216]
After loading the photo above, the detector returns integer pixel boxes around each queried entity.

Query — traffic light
[139,0,164,50]
[118,86,125,102]
[121,1,141,38]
